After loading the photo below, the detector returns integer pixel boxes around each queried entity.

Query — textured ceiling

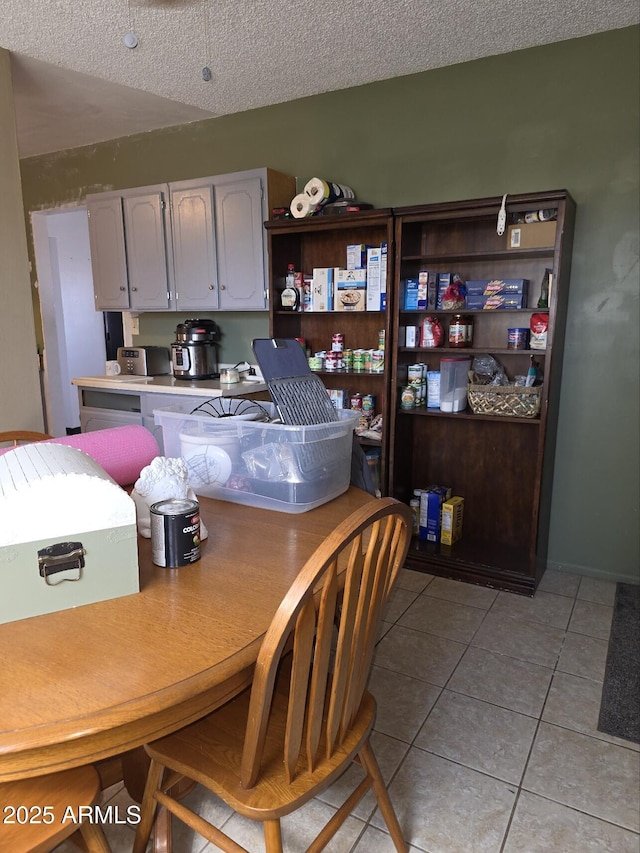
[2,0,638,158]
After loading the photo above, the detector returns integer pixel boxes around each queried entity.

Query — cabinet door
[171,185,219,311]
[215,177,266,310]
[87,196,130,310]
[123,191,171,311]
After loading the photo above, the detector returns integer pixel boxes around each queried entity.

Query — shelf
[399,308,549,315]
[274,310,386,316]
[400,247,554,263]
[405,536,536,595]
[313,369,386,378]
[397,407,541,425]
[399,347,547,355]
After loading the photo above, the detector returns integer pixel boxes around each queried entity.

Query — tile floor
[55,569,640,853]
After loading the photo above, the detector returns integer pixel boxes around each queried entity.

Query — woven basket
[467,384,542,418]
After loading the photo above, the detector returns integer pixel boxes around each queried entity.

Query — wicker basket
[467,384,542,418]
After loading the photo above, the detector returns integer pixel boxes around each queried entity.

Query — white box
[366,247,381,311]
[0,444,139,625]
[334,269,367,311]
[155,403,359,514]
[311,267,333,312]
[346,244,370,269]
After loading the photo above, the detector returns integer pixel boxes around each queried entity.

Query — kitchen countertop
[71,375,268,397]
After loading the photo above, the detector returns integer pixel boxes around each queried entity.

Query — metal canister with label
[150,498,201,567]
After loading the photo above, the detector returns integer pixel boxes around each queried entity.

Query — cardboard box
[404,279,419,310]
[441,496,464,545]
[465,279,529,296]
[311,267,333,312]
[507,222,557,250]
[466,293,528,310]
[380,242,388,311]
[366,247,381,311]
[346,244,370,270]
[436,272,452,309]
[418,485,452,543]
[334,269,366,311]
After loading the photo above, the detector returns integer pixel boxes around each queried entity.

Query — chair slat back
[239,498,412,789]
[0,430,52,447]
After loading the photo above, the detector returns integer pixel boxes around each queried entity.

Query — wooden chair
[0,430,53,447]
[0,765,111,852]
[133,497,412,853]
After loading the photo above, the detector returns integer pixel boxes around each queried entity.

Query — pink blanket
[0,425,159,486]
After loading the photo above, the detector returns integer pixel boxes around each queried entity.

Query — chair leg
[263,818,284,853]
[132,759,166,853]
[359,742,408,852]
[79,820,112,853]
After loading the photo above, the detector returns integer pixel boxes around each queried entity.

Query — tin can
[378,329,386,350]
[362,394,375,416]
[324,351,338,371]
[408,363,425,385]
[353,349,366,371]
[371,350,385,373]
[400,386,416,409]
[342,348,353,370]
[150,498,201,568]
[507,328,530,349]
[331,333,344,352]
[363,349,374,372]
[409,498,420,535]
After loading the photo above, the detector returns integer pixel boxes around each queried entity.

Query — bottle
[280,264,299,311]
[537,268,552,309]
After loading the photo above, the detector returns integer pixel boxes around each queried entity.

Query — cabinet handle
[120,286,126,291]
[131,286,138,292]
[208,284,215,290]
[220,285,226,291]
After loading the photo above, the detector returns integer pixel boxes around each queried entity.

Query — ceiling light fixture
[202,0,212,82]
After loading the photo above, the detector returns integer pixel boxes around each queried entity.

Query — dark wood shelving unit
[389,190,576,595]
[265,210,394,494]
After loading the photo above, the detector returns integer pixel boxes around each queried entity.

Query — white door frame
[31,205,106,436]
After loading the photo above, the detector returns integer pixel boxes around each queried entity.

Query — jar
[448,314,474,348]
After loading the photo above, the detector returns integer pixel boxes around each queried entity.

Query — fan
[189,397,270,421]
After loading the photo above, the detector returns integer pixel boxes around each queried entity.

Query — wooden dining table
[0,487,374,792]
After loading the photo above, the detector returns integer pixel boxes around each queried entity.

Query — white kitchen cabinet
[88,185,172,311]
[122,188,172,310]
[170,184,219,311]
[88,168,295,314]
[87,195,129,310]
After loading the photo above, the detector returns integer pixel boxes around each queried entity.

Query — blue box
[465,279,529,296]
[418,485,452,542]
[466,293,528,310]
[436,273,452,309]
[404,279,419,310]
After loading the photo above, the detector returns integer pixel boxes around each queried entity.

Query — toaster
[116,346,171,376]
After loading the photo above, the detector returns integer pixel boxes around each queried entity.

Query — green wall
[19,27,640,583]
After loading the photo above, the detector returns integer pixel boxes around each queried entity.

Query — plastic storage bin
[440,357,471,413]
[154,402,359,513]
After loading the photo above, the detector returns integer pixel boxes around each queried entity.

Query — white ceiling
[2,0,638,159]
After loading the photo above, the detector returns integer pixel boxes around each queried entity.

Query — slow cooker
[171,319,220,380]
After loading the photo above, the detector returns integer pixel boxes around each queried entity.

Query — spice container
[448,314,474,348]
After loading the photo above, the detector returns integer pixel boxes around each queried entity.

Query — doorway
[31,206,112,436]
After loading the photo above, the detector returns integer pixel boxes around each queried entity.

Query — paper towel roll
[290,193,319,219]
[303,178,355,204]
[0,425,160,486]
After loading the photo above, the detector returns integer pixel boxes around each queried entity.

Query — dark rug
[597,582,640,744]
